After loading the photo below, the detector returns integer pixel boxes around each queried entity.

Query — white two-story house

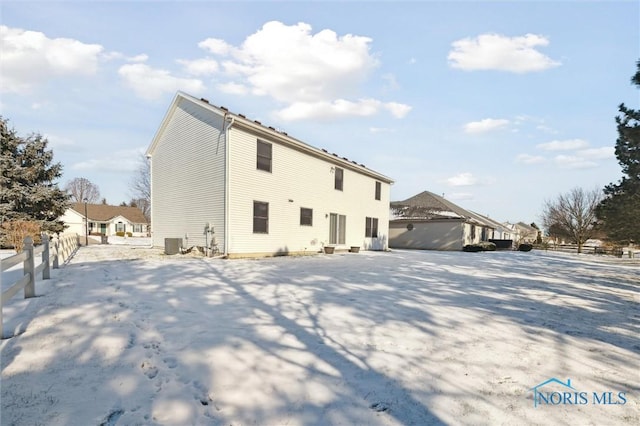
[146,92,393,258]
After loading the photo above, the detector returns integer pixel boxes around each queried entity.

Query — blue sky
[2,1,638,225]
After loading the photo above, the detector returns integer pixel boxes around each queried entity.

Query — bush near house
[518,243,533,252]
[463,242,496,252]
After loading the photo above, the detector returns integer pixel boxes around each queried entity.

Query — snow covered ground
[1,246,638,425]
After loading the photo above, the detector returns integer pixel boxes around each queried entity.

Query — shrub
[464,242,496,252]
[518,243,533,252]
[478,241,497,251]
[116,231,125,237]
[126,232,132,237]
[1,220,41,252]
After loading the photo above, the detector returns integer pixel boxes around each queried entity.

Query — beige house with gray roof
[61,203,149,238]
[389,191,498,251]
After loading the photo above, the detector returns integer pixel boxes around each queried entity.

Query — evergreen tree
[0,117,69,236]
[596,60,640,244]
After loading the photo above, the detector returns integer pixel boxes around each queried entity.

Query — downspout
[224,114,235,257]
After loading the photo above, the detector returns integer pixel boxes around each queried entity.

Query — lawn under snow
[1,245,639,425]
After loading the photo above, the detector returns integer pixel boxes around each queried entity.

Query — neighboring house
[61,203,149,238]
[473,212,511,240]
[504,221,539,244]
[146,92,393,258]
[388,191,498,251]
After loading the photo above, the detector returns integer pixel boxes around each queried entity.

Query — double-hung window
[257,140,272,172]
[365,217,378,238]
[334,167,343,191]
[300,208,313,226]
[253,201,269,233]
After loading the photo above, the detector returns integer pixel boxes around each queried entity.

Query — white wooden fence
[1,233,80,339]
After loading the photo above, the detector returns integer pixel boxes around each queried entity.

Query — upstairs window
[253,201,269,233]
[334,167,343,191]
[257,140,272,172]
[300,208,313,226]
[365,217,378,238]
[375,181,381,200]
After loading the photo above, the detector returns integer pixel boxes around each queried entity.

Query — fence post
[23,236,36,298]
[42,234,50,279]
[52,235,59,269]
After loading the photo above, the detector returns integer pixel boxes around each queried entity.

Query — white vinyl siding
[149,98,226,252]
[227,126,391,255]
[149,93,392,257]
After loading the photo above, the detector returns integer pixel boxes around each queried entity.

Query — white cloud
[198,38,233,56]
[464,118,509,134]
[554,155,598,169]
[384,102,412,118]
[196,21,409,120]
[231,21,378,102]
[274,98,410,121]
[536,139,590,151]
[578,147,615,160]
[448,33,561,73]
[118,64,205,101]
[72,148,145,172]
[0,25,103,93]
[516,154,545,164]
[178,58,219,76]
[102,52,148,63]
[446,172,478,186]
[128,54,149,63]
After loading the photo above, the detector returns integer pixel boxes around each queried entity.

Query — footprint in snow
[370,402,390,412]
[141,360,158,379]
[163,357,177,368]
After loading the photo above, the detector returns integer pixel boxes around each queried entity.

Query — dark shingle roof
[391,191,497,229]
[391,191,471,219]
[70,203,148,224]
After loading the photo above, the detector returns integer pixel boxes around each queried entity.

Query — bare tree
[541,187,603,253]
[129,154,150,221]
[65,177,100,203]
